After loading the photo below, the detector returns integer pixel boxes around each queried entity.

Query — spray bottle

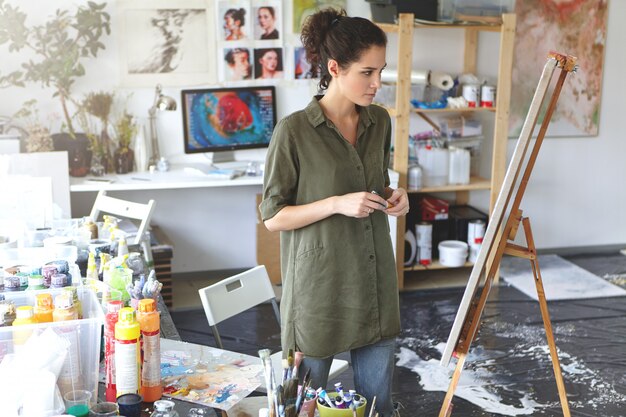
[105,300,124,402]
[86,252,99,281]
[34,293,54,323]
[115,307,141,397]
[137,298,162,402]
[53,292,82,396]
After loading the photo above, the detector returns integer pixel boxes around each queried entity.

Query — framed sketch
[508,0,608,137]
[118,0,214,87]
[218,1,251,42]
[253,3,282,40]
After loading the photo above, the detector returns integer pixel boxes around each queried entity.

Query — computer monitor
[181,86,277,163]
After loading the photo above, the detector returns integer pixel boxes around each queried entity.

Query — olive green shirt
[259,97,400,358]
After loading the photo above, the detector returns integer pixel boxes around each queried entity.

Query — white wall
[1,1,623,272]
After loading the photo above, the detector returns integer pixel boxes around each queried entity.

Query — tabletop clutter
[0,214,168,417]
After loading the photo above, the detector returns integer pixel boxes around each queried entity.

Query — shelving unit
[381,13,516,290]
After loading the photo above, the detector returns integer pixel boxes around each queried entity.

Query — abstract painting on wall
[509,0,608,137]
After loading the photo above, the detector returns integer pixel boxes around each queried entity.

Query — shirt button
[369,254,375,260]
[357,166,361,171]
[365,225,371,230]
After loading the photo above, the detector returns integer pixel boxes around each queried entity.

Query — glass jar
[150,400,179,417]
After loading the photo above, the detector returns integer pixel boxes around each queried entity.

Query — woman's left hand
[384,187,410,217]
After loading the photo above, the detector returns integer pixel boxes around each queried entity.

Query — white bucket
[438,240,468,267]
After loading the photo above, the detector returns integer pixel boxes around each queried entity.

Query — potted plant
[79,91,115,174]
[0,1,111,176]
[113,112,137,174]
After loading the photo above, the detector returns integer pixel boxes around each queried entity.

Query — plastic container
[0,287,104,409]
[137,298,162,402]
[438,240,469,267]
[317,393,367,417]
[417,147,449,187]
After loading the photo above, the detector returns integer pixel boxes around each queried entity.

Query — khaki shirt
[259,97,400,358]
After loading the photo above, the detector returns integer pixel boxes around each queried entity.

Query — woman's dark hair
[258,6,275,19]
[300,8,386,90]
[225,8,246,26]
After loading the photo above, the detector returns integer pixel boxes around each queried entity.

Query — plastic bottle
[115,307,141,397]
[13,305,37,351]
[117,236,129,258]
[64,286,83,319]
[86,251,99,281]
[150,400,179,417]
[104,300,124,402]
[50,273,69,289]
[54,293,81,396]
[137,298,162,402]
[82,216,98,240]
[34,293,54,323]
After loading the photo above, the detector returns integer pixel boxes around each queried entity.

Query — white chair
[89,190,156,262]
[198,265,349,392]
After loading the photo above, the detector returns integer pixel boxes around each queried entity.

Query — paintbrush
[258,349,276,417]
[277,385,285,417]
[295,369,310,414]
[286,348,294,379]
[368,396,377,417]
[282,358,290,383]
[293,351,304,378]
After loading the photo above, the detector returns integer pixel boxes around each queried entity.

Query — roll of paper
[381,69,454,91]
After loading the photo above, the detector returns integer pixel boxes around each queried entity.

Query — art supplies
[12,305,36,350]
[54,292,82,396]
[105,300,124,402]
[137,298,162,402]
[115,307,141,397]
[34,293,54,323]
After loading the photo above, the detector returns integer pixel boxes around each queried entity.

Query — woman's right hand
[334,191,388,218]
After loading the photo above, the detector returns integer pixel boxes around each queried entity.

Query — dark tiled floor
[170,252,626,416]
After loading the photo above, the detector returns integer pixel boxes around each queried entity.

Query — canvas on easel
[439,52,578,417]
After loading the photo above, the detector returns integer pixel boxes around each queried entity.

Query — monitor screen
[181,86,277,154]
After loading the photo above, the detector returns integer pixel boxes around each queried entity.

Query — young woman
[257,6,279,40]
[255,48,283,79]
[259,8,408,417]
[223,8,246,41]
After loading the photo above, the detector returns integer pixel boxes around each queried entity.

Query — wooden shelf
[384,106,497,116]
[385,13,516,290]
[377,21,502,33]
[407,176,491,193]
[405,260,474,271]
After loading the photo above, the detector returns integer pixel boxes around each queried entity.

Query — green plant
[114,112,138,150]
[80,91,115,170]
[0,1,111,137]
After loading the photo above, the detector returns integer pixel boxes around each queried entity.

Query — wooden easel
[439,52,577,417]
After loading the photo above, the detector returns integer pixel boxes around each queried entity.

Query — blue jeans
[299,338,396,417]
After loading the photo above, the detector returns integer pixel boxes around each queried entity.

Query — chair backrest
[198,265,278,327]
[89,190,156,245]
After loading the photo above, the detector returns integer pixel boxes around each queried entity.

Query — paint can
[481,85,496,107]
[467,220,486,245]
[416,222,432,265]
[468,220,486,263]
[462,84,480,107]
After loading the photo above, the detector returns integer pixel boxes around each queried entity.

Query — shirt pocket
[293,245,332,311]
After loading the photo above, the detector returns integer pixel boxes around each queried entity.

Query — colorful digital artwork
[160,340,263,411]
[184,89,275,150]
[509,0,608,137]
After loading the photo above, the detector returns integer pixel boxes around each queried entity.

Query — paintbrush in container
[259,349,276,417]
[368,396,377,417]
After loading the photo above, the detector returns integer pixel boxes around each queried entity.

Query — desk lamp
[148,84,177,170]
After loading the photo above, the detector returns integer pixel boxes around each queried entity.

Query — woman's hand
[334,191,389,218]
[383,187,409,217]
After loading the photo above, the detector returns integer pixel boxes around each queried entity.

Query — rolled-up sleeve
[259,117,299,221]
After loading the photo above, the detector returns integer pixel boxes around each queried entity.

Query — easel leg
[439,351,468,417]
[523,218,571,417]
